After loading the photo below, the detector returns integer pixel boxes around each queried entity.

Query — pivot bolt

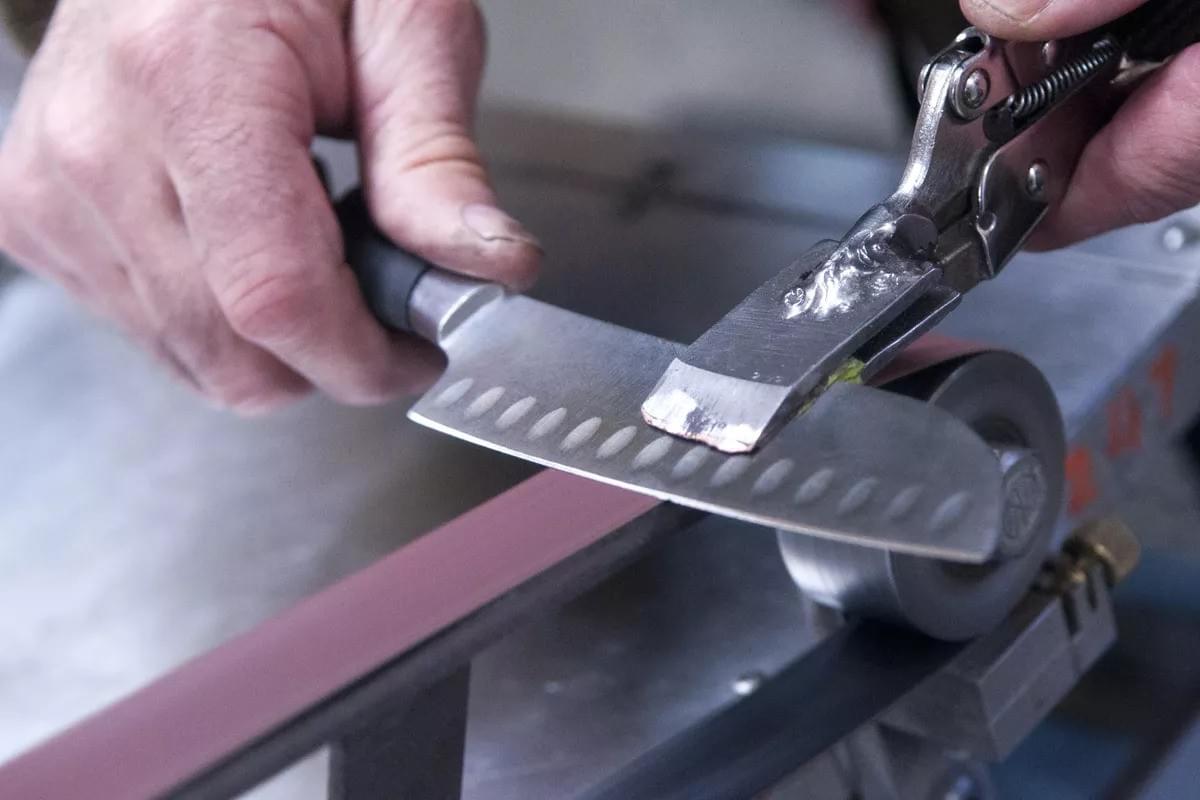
[960,69,991,110]
[1026,161,1049,200]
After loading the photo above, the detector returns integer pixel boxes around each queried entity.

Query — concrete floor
[0,2,906,796]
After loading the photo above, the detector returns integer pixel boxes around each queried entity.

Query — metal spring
[1006,38,1121,121]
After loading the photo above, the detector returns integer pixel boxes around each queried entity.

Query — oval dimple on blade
[562,418,603,451]
[837,478,879,517]
[795,468,837,506]
[466,387,506,419]
[496,396,537,430]
[435,378,475,407]
[931,492,972,534]
[671,446,711,481]
[710,457,753,489]
[632,436,674,471]
[752,459,795,497]
[884,486,924,521]
[528,408,567,441]
[597,426,638,460]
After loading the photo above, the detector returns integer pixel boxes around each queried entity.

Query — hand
[961,0,1200,248]
[0,0,541,412]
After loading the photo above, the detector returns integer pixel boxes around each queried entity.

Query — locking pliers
[642,1,1200,454]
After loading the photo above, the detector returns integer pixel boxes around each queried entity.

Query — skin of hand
[0,0,542,412]
[961,0,1200,249]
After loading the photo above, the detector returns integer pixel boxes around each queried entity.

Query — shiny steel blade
[410,294,1005,563]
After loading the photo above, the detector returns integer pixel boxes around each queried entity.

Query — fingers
[350,0,542,290]
[0,90,314,412]
[92,167,316,411]
[960,0,1146,39]
[118,8,445,406]
[1028,44,1200,248]
[167,109,442,404]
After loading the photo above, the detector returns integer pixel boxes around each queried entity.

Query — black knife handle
[337,189,431,334]
[1110,0,1200,63]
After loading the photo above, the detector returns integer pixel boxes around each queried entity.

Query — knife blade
[339,192,1006,563]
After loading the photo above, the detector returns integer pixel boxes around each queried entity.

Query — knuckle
[109,12,194,98]
[219,268,320,344]
[393,125,484,173]
[40,101,111,187]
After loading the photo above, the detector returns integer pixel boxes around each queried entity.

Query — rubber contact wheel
[777,351,1065,641]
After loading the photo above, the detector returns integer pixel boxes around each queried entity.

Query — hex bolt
[1026,161,1049,200]
[1068,517,1141,587]
[960,69,991,111]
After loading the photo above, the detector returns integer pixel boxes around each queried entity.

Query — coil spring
[1006,38,1121,121]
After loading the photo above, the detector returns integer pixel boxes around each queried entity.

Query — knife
[339,193,1005,563]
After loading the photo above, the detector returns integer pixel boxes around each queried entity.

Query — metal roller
[778,351,1065,641]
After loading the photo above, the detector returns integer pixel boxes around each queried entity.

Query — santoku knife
[339,193,1006,563]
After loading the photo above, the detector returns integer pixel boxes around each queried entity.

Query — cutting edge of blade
[408,408,996,564]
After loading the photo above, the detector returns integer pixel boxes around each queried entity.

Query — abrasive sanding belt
[0,335,985,800]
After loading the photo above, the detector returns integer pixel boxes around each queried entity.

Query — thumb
[960,0,1146,39]
[349,0,541,290]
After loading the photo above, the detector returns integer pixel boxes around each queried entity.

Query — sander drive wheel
[777,350,1066,641]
